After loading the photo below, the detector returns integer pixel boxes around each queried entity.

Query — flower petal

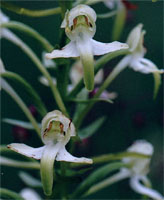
[56,146,93,164]
[45,41,79,59]
[40,142,62,196]
[130,175,164,200]
[76,34,94,91]
[7,143,45,160]
[20,188,41,200]
[130,58,164,74]
[91,39,129,56]
[126,24,143,52]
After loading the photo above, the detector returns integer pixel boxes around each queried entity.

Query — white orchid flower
[113,24,163,97]
[86,140,163,200]
[70,60,104,85]
[46,4,128,91]
[8,110,92,196]
[123,24,164,74]
[121,140,164,200]
[20,188,41,200]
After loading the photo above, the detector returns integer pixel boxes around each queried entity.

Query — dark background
[1,0,163,199]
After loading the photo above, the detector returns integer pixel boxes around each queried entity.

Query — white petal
[56,146,93,164]
[130,175,164,200]
[104,0,116,9]
[76,34,94,91]
[7,143,45,160]
[91,39,129,56]
[0,58,6,74]
[130,58,164,74]
[126,24,143,52]
[0,11,9,23]
[20,188,41,200]
[45,41,79,59]
[42,51,56,68]
[40,142,62,196]
[38,76,56,87]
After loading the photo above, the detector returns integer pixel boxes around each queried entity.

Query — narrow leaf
[69,98,113,104]
[3,118,41,130]
[19,171,42,187]
[0,156,40,169]
[1,71,47,117]
[153,72,161,99]
[78,117,106,139]
[71,162,128,198]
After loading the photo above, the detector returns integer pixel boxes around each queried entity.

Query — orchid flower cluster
[0,1,163,200]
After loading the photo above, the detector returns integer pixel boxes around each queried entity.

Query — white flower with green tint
[86,140,164,200]
[126,24,164,74]
[121,140,164,200]
[46,4,128,91]
[20,188,41,200]
[113,24,163,98]
[8,110,92,196]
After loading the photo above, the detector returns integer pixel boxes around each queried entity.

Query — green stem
[74,55,129,128]
[0,156,40,170]
[1,71,47,117]
[70,152,150,168]
[3,30,68,116]
[1,79,41,136]
[68,49,128,99]
[0,188,24,200]
[1,21,53,52]
[1,2,61,17]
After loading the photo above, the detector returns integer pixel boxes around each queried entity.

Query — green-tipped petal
[76,34,94,91]
[40,142,62,196]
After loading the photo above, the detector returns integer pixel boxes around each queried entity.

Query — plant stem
[1,79,41,136]
[1,2,61,17]
[70,151,150,168]
[3,29,68,116]
[0,188,24,200]
[74,55,129,128]
[1,21,53,52]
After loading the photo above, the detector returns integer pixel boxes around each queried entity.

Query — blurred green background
[1,0,163,199]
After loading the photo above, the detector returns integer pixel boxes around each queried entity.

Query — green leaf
[1,71,47,117]
[69,98,113,104]
[3,118,41,130]
[112,2,126,40]
[71,162,128,198]
[19,171,42,188]
[0,156,40,169]
[0,188,24,200]
[78,117,106,139]
[153,72,161,99]
[1,79,41,136]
